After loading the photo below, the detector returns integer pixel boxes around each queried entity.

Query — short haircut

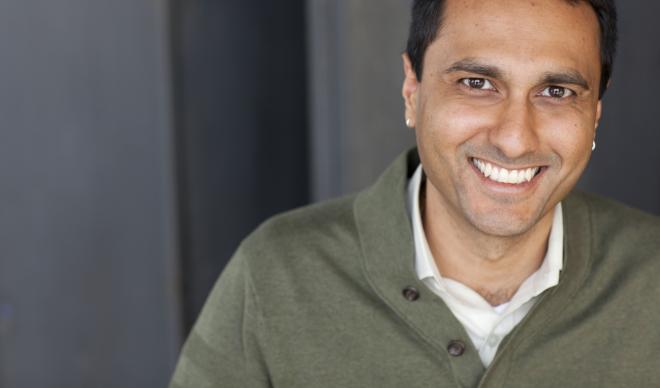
[405,0,618,99]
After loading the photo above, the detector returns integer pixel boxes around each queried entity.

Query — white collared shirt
[406,165,563,367]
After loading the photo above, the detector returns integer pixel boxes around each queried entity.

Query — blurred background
[0,0,658,386]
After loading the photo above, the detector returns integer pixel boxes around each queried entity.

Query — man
[170,0,660,387]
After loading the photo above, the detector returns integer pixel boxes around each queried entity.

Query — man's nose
[487,98,539,159]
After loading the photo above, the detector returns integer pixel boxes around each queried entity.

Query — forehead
[430,0,601,80]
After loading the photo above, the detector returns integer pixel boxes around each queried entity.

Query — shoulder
[568,190,660,244]
[241,194,359,257]
[235,194,365,294]
[566,191,660,282]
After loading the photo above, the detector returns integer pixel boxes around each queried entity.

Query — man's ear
[595,100,602,129]
[402,53,419,128]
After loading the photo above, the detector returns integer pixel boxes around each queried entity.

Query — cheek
[417,96,494,152]
[539,114,594,170]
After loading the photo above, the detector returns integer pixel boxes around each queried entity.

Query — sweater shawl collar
[353,148,593,386]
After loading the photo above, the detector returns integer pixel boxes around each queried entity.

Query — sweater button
[402,287,420,301]
[447,340,466,357]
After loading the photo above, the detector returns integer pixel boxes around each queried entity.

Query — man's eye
[461,78,495,91]
[540,86,575,99]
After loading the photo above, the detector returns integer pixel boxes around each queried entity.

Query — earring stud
[592,140,596,151]
[406,118,411,127]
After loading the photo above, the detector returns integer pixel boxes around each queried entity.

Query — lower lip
[469,158,546,193]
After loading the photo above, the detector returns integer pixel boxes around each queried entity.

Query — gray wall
[577,1,660,214]
[0,1,181,387]
[308,0,660,215]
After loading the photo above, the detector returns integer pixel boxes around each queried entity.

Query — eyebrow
[444,58,504,79]
[540,71,590,90]
[444,58,591,91]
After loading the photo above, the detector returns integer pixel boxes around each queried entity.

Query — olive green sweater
[170,150,660,388]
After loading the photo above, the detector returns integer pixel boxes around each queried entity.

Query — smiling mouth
[470,157,544,185]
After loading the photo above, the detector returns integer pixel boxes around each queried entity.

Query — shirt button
[402,287,420,301]
[447,340,466,357]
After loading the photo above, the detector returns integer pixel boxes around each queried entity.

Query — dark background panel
[172,0,309,330]
[576,1,660,215]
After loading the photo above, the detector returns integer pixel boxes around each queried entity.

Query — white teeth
[472,158,540,185]
[484,163,492,177]
[509,170,518,183]
[500,169,509,183]
[525,169,533,181]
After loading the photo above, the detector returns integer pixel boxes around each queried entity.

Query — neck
[422,181,554,306]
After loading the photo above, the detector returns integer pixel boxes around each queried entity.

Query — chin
[471,215,537,237]
[461,201,547,238]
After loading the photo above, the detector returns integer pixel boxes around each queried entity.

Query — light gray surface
[308,0,660,215]
[0,1,181,387]
[307,0,346,201]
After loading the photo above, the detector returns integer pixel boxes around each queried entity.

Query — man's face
[403,0,603,237]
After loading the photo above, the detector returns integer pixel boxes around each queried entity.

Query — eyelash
[459,78,576,99]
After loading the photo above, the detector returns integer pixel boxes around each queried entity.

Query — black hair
[405,0,618,99]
